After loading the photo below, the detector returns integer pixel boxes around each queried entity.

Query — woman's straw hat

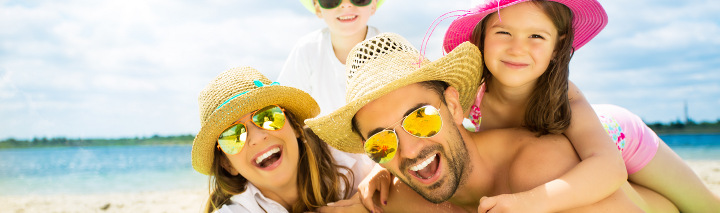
[306,33,482,154]
[443,0,608,53]
[300,0,386,14]
[192,66,320,175]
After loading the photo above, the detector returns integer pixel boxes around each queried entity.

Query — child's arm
[479,81,628,212]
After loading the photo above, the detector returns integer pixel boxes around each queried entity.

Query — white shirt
[277,26,381,116]
[217,150,374,213]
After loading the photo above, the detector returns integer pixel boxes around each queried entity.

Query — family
[190,0,720,212]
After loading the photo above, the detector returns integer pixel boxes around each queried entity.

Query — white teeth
[410,154,436,172]
[338,15,356,20]
[255,147,280,164]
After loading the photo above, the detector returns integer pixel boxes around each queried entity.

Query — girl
[191,66,367,213]
[442,0,720,212]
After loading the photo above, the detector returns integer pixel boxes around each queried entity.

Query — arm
[479,82,627,212]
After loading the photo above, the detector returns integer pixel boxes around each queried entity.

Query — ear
[443,86,464,126]
[552,34,567,59]
[219,156,239,176]
[370,0,377,15]
[314,2,323,18]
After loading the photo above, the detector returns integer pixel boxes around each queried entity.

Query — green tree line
[1,119,719,149]
[0,134,194,149]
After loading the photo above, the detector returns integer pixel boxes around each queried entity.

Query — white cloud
[1,0,719,138]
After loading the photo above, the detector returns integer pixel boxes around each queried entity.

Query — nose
[507,38,527,56]
[395,128,424,161]
[245,123,269,147]
[339,0,353,8]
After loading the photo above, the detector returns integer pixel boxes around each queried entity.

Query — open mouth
[252,146,282,170]
[409,153,441,182]
[337,15,358,22]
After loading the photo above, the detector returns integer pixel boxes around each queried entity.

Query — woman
[191,66,363,213]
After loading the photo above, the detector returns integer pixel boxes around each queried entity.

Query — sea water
[0,145,206,196]
[0,134,718,196]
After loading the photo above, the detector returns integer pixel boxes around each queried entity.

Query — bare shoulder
[507,133,580,192]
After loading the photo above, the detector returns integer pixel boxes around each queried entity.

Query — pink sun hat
[443,0,608,53]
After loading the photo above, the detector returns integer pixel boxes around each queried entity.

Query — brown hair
[470,0,574,135]
[204,111,353,213]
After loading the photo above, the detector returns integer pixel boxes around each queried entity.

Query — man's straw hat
[306,33,482,154]
[192,66,319,175]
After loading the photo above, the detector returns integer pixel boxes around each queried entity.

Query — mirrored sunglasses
[363,105,443,164]
[318,0,372,9]
[216,105,286,155]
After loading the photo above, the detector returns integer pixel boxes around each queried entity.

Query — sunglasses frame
[216,105,286,155]
[363,104,443,163]
[316,0,372,10]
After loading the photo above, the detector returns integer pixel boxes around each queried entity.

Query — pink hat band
[443,0,608,53]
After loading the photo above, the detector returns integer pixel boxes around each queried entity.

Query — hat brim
[306,41,481,154]
[443,0,607,53]
[192,86,319,175]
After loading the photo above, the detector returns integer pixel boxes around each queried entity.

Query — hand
[316,193,370,213]
[358,165,392,213]
[478,193,546,213]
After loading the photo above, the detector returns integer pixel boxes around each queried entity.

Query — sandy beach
[1,160,718,213]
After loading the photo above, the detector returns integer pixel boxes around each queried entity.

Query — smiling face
[315,0,376,37]
[220,110,300,191]
[354,83,469,203]
[482,2,559,89]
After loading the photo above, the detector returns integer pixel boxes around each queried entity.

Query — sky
[1,0,719,140]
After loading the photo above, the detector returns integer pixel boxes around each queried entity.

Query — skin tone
[314,0,377,64]
[220,110,302,210]
[475,2,630,212]
[477,2,720,212]
[329,83,666,213]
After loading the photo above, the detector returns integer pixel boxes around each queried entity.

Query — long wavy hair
[204,110,353,213]
[471,0,574,135]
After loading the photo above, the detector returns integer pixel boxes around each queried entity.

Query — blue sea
[0,134,718,196]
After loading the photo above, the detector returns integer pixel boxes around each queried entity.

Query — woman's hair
[470,0,574,135]
[204,110,353,213]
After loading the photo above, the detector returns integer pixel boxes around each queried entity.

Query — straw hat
[305,33,482,154]
[192,66,320,175]
[300,0,386,14]
[443,0,607,53]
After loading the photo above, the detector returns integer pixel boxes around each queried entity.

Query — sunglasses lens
[252,105,285,131]
[218,123,247,155]
[318,0,341,9]
[351,0,372,6]
[402,106,442,138]
[364,130,398,164]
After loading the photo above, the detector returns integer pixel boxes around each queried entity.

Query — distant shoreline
[1,125,718,149]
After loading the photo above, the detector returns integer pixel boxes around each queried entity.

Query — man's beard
[395,121,470,203]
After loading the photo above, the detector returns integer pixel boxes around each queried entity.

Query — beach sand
[1,160,719,213]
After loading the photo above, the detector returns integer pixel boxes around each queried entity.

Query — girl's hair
[470,0,574,135]
[204,110,353,213]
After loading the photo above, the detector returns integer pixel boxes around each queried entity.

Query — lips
[502,60,529,69]
[409,153,441,182]
[252,145,283,170]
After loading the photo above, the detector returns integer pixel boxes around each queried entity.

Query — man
[307,33,674,212]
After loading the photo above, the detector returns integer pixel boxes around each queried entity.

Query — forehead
[354,84,440,134]
[486,2,555,30]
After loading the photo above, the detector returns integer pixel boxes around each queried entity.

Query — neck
[447,129,497,211]
[330,26,368,64]
[256,178,299,210]
[486,79,534,105]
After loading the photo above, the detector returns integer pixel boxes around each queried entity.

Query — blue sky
[1,0,719,139]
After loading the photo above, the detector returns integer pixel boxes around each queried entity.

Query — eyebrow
[364,102,429,139]
[489,23,553,36]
